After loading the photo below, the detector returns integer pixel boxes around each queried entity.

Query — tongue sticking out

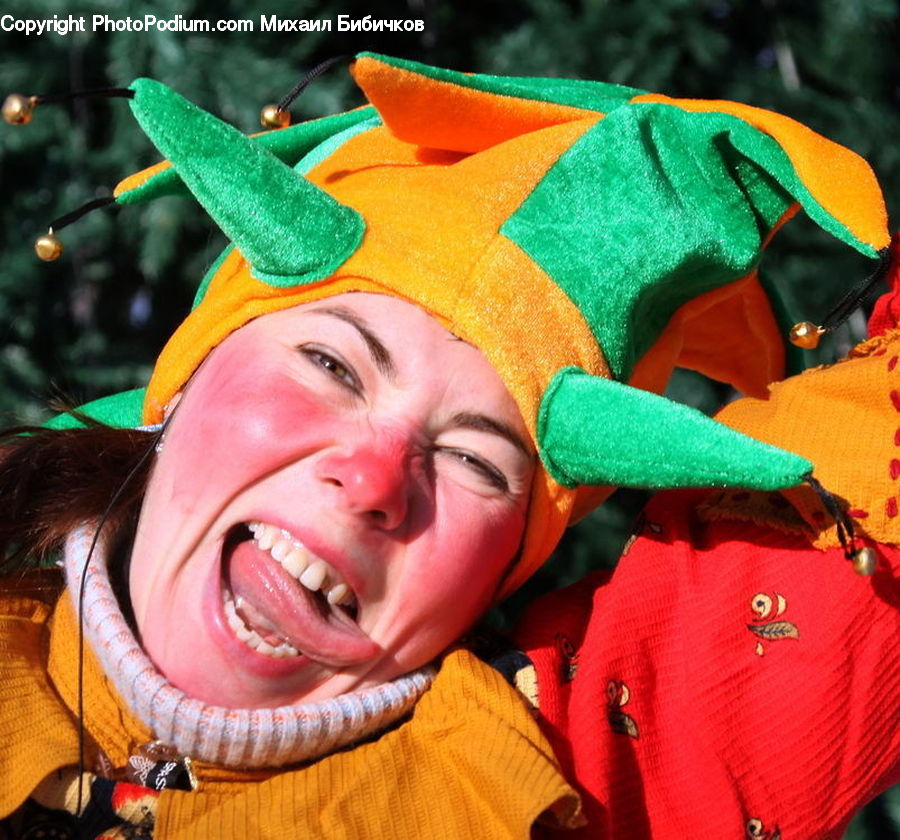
[224,539,378,665]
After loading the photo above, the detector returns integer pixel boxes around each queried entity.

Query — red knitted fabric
[517,491,899,838]
[518,264,900,837]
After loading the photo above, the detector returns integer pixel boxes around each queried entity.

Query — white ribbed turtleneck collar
[63,527,435,769]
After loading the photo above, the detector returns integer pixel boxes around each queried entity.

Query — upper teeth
[248,522,356,609]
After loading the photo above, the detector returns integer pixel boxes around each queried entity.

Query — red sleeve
[518,490,900,839]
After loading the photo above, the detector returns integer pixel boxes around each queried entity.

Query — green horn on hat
[538,367,811,490]
[502,103,884,382]
[114,106,379,206]
[127,78,364,287]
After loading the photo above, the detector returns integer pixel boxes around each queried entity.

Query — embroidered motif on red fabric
[746,817,783,839]
[606,679,639,739]
[747,592,799,656]
[554,633,579,682]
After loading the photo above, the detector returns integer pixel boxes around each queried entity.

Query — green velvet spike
[359,52,645,114]
[538,368,811,490]
[189,116,382,310]
[128,78,364,286]
[44,388,147,430]
[503,103,879,380]
[116,106,378,205]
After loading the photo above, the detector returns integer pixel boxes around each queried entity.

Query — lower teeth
[223,591,299,658]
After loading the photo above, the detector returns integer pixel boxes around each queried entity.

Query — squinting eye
[301,347,359,391]
[441,448,509,492]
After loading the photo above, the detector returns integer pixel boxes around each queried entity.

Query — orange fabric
[48,594,156,768]
[630,271,785,400]
[144,120,608,427]
[114,159,172,197]
[308,119,611,429]
[351,55,600,154]
[632,93,890,252]
[710,328,900,549]
[0,571,78,816]
[1,579,583,838]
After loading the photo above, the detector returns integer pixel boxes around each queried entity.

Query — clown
[0,54,896,838]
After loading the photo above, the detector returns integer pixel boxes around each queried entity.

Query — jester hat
[39,53,890,595]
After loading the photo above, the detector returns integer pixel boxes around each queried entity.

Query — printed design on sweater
[746,816,783,839]
[555,633,579,682]
[513,661,540,710]
[104,782,158,838]
[2,775,160,840]
[126,740,197,792]
[606,679,639,739]
[747,592,799,656]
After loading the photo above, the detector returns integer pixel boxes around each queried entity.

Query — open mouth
[249,522,358,613]
[220,523,371,664]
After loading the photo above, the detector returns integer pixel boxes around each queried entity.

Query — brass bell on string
[34,230,63,261]
[789,321,824,349]
[2,93,37,126]
[259,103,290,129]
[852,546,877,576]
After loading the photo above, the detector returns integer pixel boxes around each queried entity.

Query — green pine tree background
[1,2,898,835]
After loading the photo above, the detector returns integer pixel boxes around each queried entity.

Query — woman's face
[129,293,534,708]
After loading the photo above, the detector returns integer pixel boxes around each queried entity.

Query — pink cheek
[167,361,338,495]
[415,500,525,597]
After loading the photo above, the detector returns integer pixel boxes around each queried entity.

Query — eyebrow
[451,412,533,459]
[306,306,531,457]
[308,305,396,380]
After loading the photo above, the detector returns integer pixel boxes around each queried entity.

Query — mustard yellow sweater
[0,571,581,838]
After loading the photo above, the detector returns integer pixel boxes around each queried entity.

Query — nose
[315,433,412,530]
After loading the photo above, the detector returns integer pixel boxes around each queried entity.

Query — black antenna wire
[820,246,892,335]
[49,196,115,233]
[75,422,167,815]
[276,55,352,113]
[35,88,135,105]
[803,473,856,559]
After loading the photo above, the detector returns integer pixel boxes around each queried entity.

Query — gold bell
[259,103,290,129]
[789,321,824,349]
[852,546,877,576]
[2,93,37,126]
[34,230,63,261]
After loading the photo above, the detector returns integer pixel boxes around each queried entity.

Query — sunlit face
[129,293,535,708]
